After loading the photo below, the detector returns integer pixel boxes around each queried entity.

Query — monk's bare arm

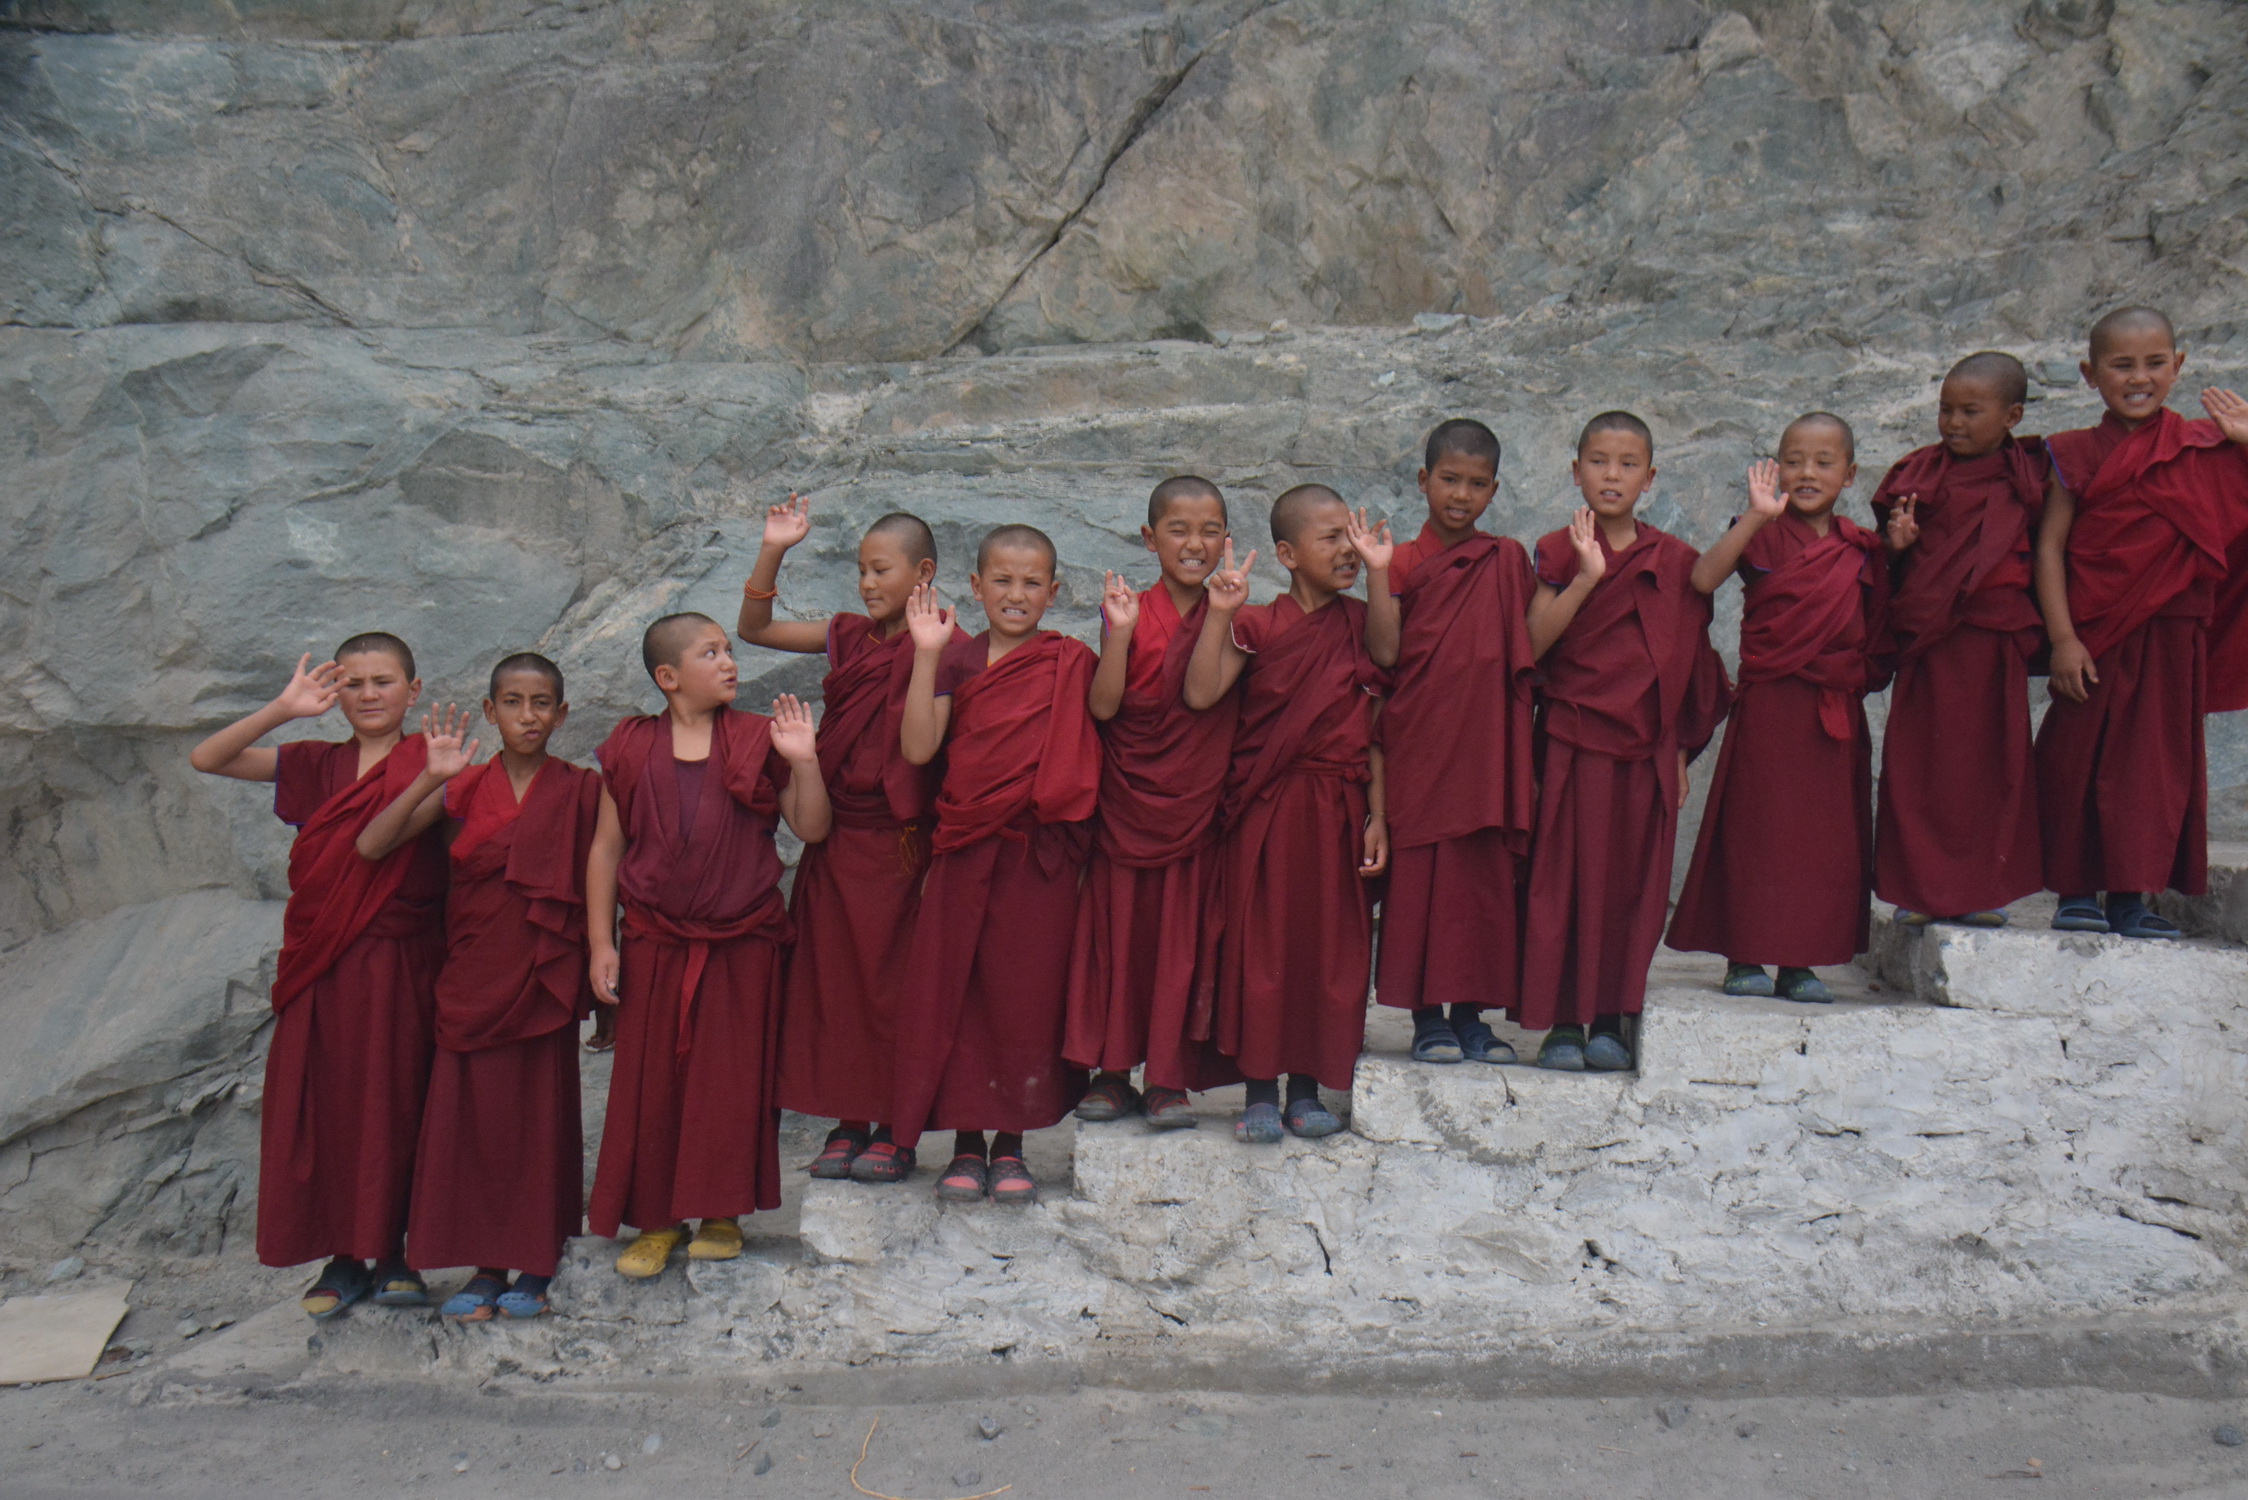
[1690,460,1784,595]
[1181,605,1247,710]
[2036,476,2097,703]
[736,494,830,653]
[1088,574,1138,721]
[1527,578,1596,659]
[769,693,832,843]
[188,654,341,782]
[1362,572,1401,669]
[1360,734,1390,878]
[356,782,447,861]
[585,789,626,1005]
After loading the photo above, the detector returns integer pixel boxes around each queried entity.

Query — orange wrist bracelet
[742,581,778,601]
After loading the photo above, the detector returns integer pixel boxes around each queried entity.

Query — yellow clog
[614,1224,687,1279]
[687,1217,744,1261]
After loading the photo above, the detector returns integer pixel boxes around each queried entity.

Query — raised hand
[421,704,479,779]
[1101,571,1141,633]
[1567,507,1608,585]
[1885,494,1921,553]
[273,653,342,720]
[2205,388,2248,447]
[1344,507,1395,572]
[1746,459,1786,520]
[769,693,818,762]
[905,581,956,651]
[763,492,812,550]
[1204,538,1258,614]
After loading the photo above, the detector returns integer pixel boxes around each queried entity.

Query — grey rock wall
[2,0,2245,1263]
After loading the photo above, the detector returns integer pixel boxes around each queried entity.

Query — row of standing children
[191,306,2248,1315]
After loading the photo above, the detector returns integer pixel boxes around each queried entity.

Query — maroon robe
[407,757,598,1277]
[261,735,447,1267]
[2037,409,2248,895]
[1668,513,1886,966]
[588,710,793,1234]
[1521,525,1729,1029]
[1065,587,1242,1091]
[1212,594,1383,1088]
[776,615,976,1125]
[1868,439,2049,916]
[890,632,1101,1150]
[1374,526,1540,1014]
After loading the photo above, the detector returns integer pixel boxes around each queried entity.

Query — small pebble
[1185,1404,1202,1416]
[602,1454,622,1471]
[760,1410,782,1429]
[2216,1425,2245,1447]
[1022,1404,1037,1415]
[454,1461,470,1474]
[953,1471,982,1488]
[811,1424,832,1440]
[753,1453,774,1475]
[1656,1401,1692,1429]
[45,1257,84,1283]
[1736,1423,1758,1439]
[641,1433,661,1455]
[176,1320,203,1340]
[976,1415,1002,1441]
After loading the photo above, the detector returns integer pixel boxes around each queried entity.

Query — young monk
[1186,486,1389,1142]
[1067,476,1244,1128]
[892,525,1101,1204]
[1522,413,1729,1070]
[736,497,973,1185]
[2035,308,2248,937]
[1667,419,1887,1001]
[356,655,600,1320]
[1353,419,1537,1065]
[587,615,831,1277]
[188,634,446,1317]
[1868,352,2050,928]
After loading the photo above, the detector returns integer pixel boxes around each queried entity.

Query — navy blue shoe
[1584,1032,1634,1071]
[1537,1027,1587,1071]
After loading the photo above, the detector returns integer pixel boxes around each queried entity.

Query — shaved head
[1782,411,1856,462]
[975,523,1057,573]
[1577,410,1654,460]
[1269,483,1346,545]
[1425,417,1501,473]
[1148,474,1228,528]
[641,611,720,682]
[865,511,936,567]
[335,631,415,678]
[1946,350,2029,407]
[488,651,564,700]
[2089,306,2176,360]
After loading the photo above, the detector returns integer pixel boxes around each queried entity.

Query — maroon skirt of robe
[1875,624,2042,917]
[257,911,443,1267]
[2035,615,2209,897]
[587,930,784,1234]
[408,1028,581,1275]
[1064,844,1242,1091]
[1377,831,1525,1013]
[1213,771,1373,1089]
[890,826,1089,1148]
[774,823,927,1123]
[1519,741,1674,1029]
[1668,675,1872,967]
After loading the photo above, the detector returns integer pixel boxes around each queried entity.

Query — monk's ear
[1140,524,1158,553]
[1416,467,1431,496]
[2080,357,2096,388]
[407,676,423,704]
[914,557,936,587]
[482,698,500,727]
[1842,462,1858,490]
[653,663,680,693]
[1274,537,1298,571]
[2004,403,2025,431]
[551,701,570,731]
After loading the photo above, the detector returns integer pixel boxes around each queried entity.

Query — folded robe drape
[260,735,447,1268]
[2036,409,2248,895]
[776,615,976,1125]
[408,757,598,1277]
[1868,439,2048,917]
[589,710,792,1235]
[891,632,1100,1150]
[1064,588,1242,1091]
[1521,524,1728,1030]
[1373,526,1539,1014]
[1668,512,1885,967]
[1212,595,1383,1089]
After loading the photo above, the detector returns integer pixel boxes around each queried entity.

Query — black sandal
[988,1155,1038,1204]
[934,1154,990,1202]
[301,1257,373,1320]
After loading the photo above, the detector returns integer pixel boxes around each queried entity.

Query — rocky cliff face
[0,0,2243,1262]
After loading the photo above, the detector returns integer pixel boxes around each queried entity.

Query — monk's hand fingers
[1238,548,1257,577]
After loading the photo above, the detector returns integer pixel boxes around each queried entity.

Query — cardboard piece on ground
[0,1283,133,1384]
